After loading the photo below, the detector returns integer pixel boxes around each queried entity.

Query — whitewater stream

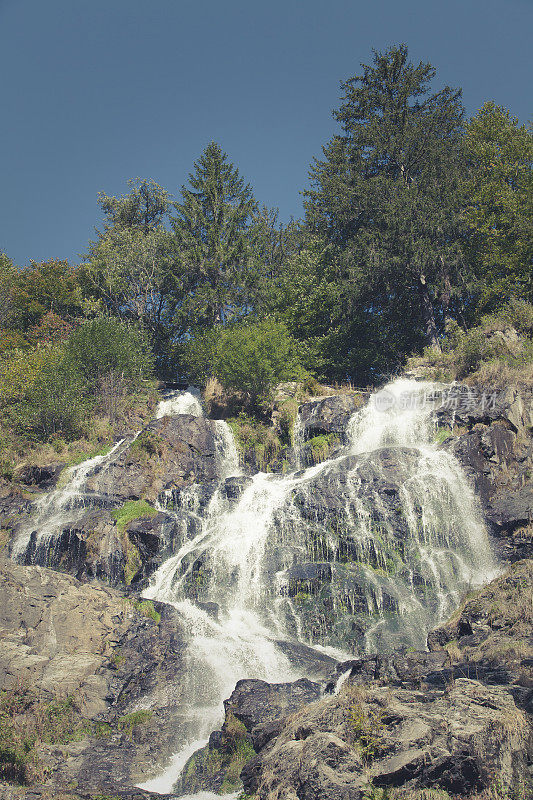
[11,379,499,798]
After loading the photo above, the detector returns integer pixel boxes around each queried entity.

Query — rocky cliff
[0,380,531,800]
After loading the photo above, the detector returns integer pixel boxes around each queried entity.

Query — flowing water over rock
[156,386,204,419]
[9,382,499,796]
[139,378,499,794]
[11,437,132,562]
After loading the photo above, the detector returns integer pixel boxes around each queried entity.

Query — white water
[139,378,498,795]
[11,438,129,560]
[11,388,204,565]
[9,382,498,795]
[156,386,204,419]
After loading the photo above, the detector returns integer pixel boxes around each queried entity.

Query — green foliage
[463,102,533,316]
[117,709,152,738]
[185,319,307,405]
[407,304,533,383]
[65,317,153,395]
[111,500,157,532]
[171,141,260,327]
[10,259,83,329]
[305,44,466,360]
[132,600,161,624]
[306,433,341,464]
[346,699,384,764]
[228,413,285,471]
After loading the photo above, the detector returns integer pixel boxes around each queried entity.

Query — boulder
[298,394,367,440]
[85,415,220,503]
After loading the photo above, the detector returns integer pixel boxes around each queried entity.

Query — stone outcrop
[435,383,533,560]
[0,559,185,796]
[192,560,533,800]
[298,393,368,440]
[86,414,220,503]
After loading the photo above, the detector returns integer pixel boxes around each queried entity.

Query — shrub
[64,317,154,397]
[184,319,308,406]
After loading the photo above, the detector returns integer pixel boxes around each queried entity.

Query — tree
[10,259,83,329]
[0,253,16,328]
[171,142,259,326]
[84,179,190,366]
[462,102,533,316]
[305,45,466,357]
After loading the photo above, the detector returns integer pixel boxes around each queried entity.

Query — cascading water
[156,386,204,419]
[11,388,204,566]
[11,437,131,562]
[139,378,498,795]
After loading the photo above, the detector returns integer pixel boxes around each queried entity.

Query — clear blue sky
[0,0,531,267]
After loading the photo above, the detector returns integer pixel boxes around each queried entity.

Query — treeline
[1,45,532,461]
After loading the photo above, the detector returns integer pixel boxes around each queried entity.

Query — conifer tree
[305,45,466,352]
[171,141,259,326]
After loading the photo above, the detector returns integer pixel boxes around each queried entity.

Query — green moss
[112,499,157,532]
[132,600,161,624]
[117,709,153,738]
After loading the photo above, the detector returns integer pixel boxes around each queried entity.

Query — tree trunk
[418,274,441,351]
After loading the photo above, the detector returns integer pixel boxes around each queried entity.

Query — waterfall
[11,388,205,566]
[139,378,498,794]
[156,386,204,419]
[11,438,130,561]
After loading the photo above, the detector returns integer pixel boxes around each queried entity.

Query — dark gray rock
[86,415,220,503]
[435,383,533,560]
[226,677,322,733]
[298,394,368,440]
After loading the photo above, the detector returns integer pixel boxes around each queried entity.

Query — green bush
[184,319,307,405]
[64,316,154,395]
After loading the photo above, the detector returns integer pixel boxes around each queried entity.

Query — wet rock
[222,475,251,499]
[86,415,220,503]
[435,383,533,560]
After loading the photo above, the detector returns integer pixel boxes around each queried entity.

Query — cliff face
[436,384,533,562]
[0,380,531,800]
[0,559,184,798]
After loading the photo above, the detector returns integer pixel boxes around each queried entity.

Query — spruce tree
[171,142,259,326]
[305,44,466,352]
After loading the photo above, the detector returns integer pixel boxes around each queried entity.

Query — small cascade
[12,387,207,567]
[11,438,130,561]
[156,386,204,419]
[141,378,498,794]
